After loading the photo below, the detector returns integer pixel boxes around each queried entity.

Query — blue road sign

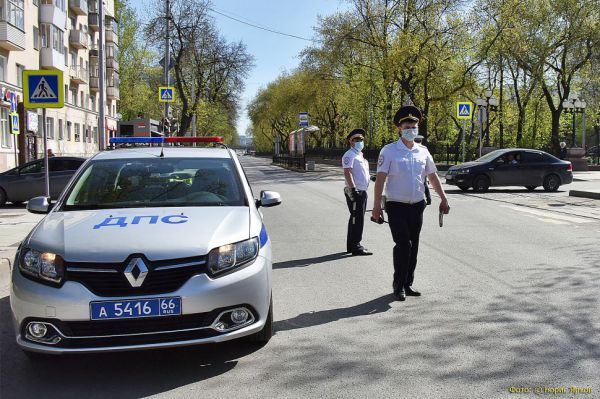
[456,102,473,120]
[23,70,64,108]
[299,112,309,127]
[159,87,175,102]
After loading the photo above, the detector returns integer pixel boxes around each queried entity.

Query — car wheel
[0,188,7,207]
[248,296,273,344]
[458,185,470,192]
[543,174,560,192]
[472,175,490,192]
[525,186,537,191]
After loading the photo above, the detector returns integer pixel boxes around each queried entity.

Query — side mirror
[256,190,281,208]
[27,196,52,214]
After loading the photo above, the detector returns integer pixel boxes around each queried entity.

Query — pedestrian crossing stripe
[456,101,473,120]
[31,77,58,100]
[159,87,175,102]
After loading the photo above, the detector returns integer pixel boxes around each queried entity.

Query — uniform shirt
[377,139,437,203]
[342,148,370,191]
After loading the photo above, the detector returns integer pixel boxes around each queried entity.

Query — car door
[10,160,46,201]
[516,151,545,186]
[49,158,84,198]
[490,153,520,186]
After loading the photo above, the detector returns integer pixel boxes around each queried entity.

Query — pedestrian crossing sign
[159,87,175,102]
[23,70,64,108]
[456,102,473,120]
[10,112,19,135]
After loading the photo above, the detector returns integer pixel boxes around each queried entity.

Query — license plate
[446,175,454,180]
[90,297,182,320]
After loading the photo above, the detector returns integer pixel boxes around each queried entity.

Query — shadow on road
[274,294,395,333]
[0,296,264,399]
[273,252,351,269]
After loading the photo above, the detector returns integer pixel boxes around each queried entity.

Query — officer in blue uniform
[343,128,372,256]
[371,106,450,301]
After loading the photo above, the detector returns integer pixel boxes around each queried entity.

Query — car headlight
[458,169,470,174]
[207,237,259,276]
[19,249,65,285]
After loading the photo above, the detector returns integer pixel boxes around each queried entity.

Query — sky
[132,0,351,137]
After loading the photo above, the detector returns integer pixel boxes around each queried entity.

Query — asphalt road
[0,156,598,399]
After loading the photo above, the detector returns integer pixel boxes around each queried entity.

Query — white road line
[500,205,592,224]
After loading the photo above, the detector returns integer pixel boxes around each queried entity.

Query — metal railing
[273,154,306,170]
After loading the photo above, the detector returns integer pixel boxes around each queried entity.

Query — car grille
[66,255,207,297]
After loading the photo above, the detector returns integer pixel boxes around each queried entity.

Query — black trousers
[385,200,426,291]
[345,190,368,252]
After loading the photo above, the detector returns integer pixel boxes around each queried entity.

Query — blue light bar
[109,137,164,144]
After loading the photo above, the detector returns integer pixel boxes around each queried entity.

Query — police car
[10,137,281,356]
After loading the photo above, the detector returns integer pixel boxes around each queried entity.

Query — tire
[472,175,490,192]
[0,188,7,207]
[525,186,537,191]
[543,174,560,192]
[248,297,273,344]
[458,185,470,192]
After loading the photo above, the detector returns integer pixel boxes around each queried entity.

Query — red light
[165,137,224,143]
[567,162,572,171]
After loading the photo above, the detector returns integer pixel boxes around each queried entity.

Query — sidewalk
[0,211,43,264]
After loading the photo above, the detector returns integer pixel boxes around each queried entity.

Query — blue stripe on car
[259,224,268,248]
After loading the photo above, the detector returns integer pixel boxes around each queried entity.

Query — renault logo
[124,257,149,287]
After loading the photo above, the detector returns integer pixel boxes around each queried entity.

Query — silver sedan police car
[10,137,281,356]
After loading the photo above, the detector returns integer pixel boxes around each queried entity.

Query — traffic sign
[299,112,308,127]
[10,112,19,135]
[159,87,175,102]
[456,102,473,120]
[23,70,64,108]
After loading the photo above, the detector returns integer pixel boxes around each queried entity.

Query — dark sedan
[0,156,86,206]
[445,149,573,192]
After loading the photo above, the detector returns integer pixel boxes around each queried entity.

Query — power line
[208,7,317,42]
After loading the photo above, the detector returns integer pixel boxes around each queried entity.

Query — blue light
[109,137,164,144]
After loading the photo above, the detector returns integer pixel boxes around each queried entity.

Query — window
[64,84,69,103]
[58,119,63,140]
[50,159,84,172]
[70,87,77,106]
[37,115,43,137]
[93,126,98,143]
[1,108,11,149]
[74,123,80,141]
[66,121,71,141]
[0,56,5,82]
[33,26,39,50]
[7,0,24,30]
[85,126,90,142]
[80,92,84,108]
[20,160,43,174]
[40,24,64,52]
[46,117,54,139]
[16,64,24,87]
[91,95,96,112]
[521,152,544,163]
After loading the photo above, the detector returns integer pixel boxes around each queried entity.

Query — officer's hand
[372,206,383,221]
[370,175,377,182]
[439,198,450,215]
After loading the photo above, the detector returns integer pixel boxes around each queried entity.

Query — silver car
[10,139,281,356]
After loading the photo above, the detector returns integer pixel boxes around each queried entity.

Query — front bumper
[10,254,271,354]
[445,173,473,186]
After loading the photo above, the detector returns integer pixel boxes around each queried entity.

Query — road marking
[500,205,592,224]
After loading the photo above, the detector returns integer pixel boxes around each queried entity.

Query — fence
[272,154,306,170]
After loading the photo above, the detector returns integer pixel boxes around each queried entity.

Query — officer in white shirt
[343,128,373,256]
[372,106,450,301]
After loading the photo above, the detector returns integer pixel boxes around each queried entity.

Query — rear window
[62,157,246,210]
[520,152,543,163]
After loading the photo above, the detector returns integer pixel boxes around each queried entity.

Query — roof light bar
[109,136,224,144]
[165,137,224,143]
[109,137,164,144]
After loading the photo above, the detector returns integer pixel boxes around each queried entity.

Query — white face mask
[353,141,364,152]
[401,128,419,142]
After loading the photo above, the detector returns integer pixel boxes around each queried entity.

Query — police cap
[346,128,366,141]
[393,105,422,126]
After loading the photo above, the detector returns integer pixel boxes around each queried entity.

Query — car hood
[26,207,250,262]
[448,161,481,171]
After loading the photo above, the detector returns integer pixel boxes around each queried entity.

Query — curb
[569,190,600,200]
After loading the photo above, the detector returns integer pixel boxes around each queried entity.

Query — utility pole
[163,0,171,137]
[98,0,106,150]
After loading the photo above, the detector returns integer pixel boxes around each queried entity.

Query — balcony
[106,57,119,70]
[40,2,67,27]
[69,0,88,15]
[89,12,99,31]
[69,29,89,49]
[70,66,89,84]
[89,76,99,92]
[107,86,119,100]
[40,47,65,70]
[0,21,26,51]
[105,29,118,44]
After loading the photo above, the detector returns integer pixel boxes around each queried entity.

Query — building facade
[0,0,119,171]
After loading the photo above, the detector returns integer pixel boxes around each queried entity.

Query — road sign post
[23,70,65,197]
[456,102,473,163]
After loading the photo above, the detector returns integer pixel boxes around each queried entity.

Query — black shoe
[351,248,373,256]
[394,288,406,301]
[405,286,421,296]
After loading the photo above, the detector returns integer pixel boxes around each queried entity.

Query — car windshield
[475,150,506,163]
[62,157,246,210]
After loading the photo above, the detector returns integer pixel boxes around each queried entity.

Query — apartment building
[0,0,119,171]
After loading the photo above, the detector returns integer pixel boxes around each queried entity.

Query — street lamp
[475,89,499,156]
[562,94,586,147]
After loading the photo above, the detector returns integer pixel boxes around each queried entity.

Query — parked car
[10,137,281,356]
[445,148,573,192]
[0,157,86,206]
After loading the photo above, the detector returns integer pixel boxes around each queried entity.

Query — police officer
[414,134,431,205]
[343,128,372,256]
[371,106,450,301]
